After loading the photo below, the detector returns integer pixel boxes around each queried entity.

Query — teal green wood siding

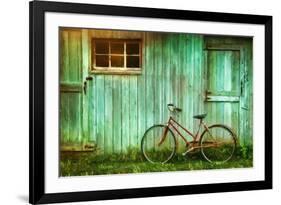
[59,29,83,145]
[204,36,253,146]
[88,32,206,153]
[59,29,253,153]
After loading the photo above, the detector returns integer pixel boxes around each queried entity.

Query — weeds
[60,146,253,176]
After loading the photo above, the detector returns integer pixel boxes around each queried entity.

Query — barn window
[92,39,142,74]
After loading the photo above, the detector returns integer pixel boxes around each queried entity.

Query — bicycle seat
[193,113,207,119]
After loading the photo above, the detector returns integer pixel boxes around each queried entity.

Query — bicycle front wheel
[200,124,236,163]
[141,125,176,164]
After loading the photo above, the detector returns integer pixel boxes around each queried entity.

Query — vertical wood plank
[121,77,130,152]
[104,76,113,154]
[113,76,122,152]
[68,93,80,142]
[189,35,195,133]
[162,33,169,124]
[68,31,82,82]
[145,33,155,148]
[153,33,163,129]
[198,35,205,116]
[183,34,192,137]
[60,93,69,143]
[96,75,105,153]
[145,32,155,150]
[81,29,89,143]
[247,40,253,145]
[137,33,146,148]
[60,30,69,82]
[129,76,138,149]
[91,77,97,144]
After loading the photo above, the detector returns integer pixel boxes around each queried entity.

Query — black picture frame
[29,0,272,204]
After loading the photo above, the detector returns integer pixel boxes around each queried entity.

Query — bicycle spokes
[141,125,176,164]
[200,125,236,163]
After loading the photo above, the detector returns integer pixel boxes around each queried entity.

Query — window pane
[95,41,109,54]
[127,43,139,54]
[111,56,124,67]
[96,55,109,67]
[127,56,139,68]
[111,43,124,54]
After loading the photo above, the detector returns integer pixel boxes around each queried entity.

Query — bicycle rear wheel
[141,125,176,164]
[200,124,236,163]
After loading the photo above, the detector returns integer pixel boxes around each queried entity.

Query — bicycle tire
[141,124,176,164]
[199,124,237,163]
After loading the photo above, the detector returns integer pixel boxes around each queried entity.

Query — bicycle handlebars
[167,103,182,112]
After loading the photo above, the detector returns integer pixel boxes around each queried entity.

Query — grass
[60,146,253,176]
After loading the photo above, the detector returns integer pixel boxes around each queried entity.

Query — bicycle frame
[163,116,210,147]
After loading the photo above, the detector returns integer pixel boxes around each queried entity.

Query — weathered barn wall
[59,28,253,153]
[88,31,205,153]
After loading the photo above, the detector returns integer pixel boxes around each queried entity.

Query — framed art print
[29,0,272,204]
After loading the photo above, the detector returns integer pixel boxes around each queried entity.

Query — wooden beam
[60,82,83,93]
[205,95,240,102]
[91,69,142,75]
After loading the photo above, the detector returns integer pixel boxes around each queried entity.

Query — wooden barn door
[204,48,241,140]
[59,29,84,150]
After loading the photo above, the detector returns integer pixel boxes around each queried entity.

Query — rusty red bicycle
[141,103,237,164]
